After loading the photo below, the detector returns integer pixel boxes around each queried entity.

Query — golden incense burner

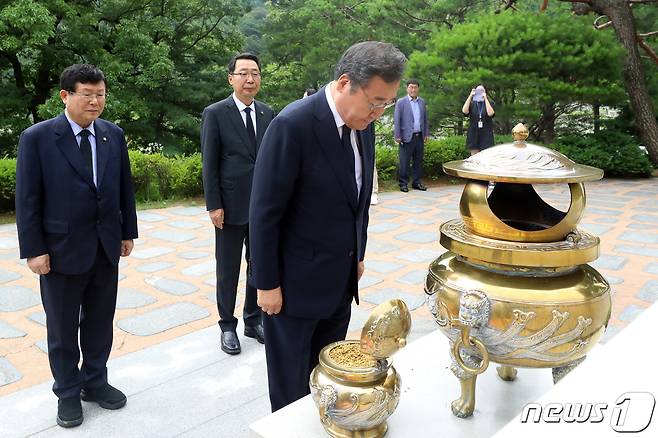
[309,299,411,437]
[425,124,611,418]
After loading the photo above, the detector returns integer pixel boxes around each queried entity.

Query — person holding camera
[462,85,495,155]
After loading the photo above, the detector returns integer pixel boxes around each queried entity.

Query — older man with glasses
[201,53,275,355]
[249,41,407,412]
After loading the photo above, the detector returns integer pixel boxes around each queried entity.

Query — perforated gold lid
[443,124,603,183]
[359,299,411,359]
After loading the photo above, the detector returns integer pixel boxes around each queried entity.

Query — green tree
[408,9,625,142]
[0,0,248,156]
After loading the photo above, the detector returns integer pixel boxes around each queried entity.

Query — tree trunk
[595,0,658,166]
[593,101,601,134]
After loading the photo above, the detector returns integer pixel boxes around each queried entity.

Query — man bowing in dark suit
[15,64,138,428]
[250,41,407,411]
[201,53,274,355]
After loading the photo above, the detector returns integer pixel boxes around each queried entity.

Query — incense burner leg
[496,365,517,381]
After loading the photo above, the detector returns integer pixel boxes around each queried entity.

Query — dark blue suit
[15,113,138,399]
[250,88,374,410]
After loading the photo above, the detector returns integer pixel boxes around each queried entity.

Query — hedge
[0,131,653,213]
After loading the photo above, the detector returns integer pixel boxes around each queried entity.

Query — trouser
[40,243,118,399]
[215,223,260,332]
[263,290,352,412]
[398,132,424,188]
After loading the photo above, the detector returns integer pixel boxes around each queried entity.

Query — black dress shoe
[412,183,428,191]
[81,383,126,410]
[57,396,83,428]
[400,186,409,192]
[221,330,241,354]
[244,324,265,344]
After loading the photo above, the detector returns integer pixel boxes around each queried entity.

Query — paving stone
[0,358,22,387]
[382,204,431,214]
[137,212,168,222]
[639,199,658,208]
[178,251,210,260]
[358,275,383,289]
[170,207,206,216]
[362,288,426,310]
[600,325,621,344]
[618,304,646,322]
[407,217,435,225]
[626,223,647,230]
[614,245,658,258]
[373,213,401,220]
[378,192,406,201]
[117,302,210,336]
[146,277,198,296]
[433,210,460,220]
[35,340,48,353]
[397,270,427,286]
[405,197,435,206]
[636,280,658,303]
[0,251,19,261]
[579,223,612,235]
[0,237,19,250]
[0,320,26,339]
[131,246,175,260]
[625,190,655,197]
[149,230,196,243]
[407,316,439,343]
[117,288,157,309]
[631,214,658,223]
[585,208,622,216]
[644,263,658,275]
[593,217,619,224]
[182,260,215,277]
[396,248,442,263]
[618,231,658,244]
[0,224,16,231]
[588,201,628,209]
[0,286,40,312]
[604,276,624,285]
[191,238,215,248]
[364,260,404,274]
[394,230,438,243]
[368,222,401,233]
[27,311,46,326]
[136,262,175,273]
[0,269,21,284]
[591,255,628,271]
[347,305,372,332]
[118,273,126,281]
[168,220,203,230]
[366,240,399,254]
[204,277,216,287]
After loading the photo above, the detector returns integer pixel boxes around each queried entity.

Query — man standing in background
[394,78,429,192]
[201,53,275,355]
[15,64,138,428]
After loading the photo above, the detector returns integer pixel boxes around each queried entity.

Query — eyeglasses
[230,71,261,80]
[69,91,107,101]
[361,88,396,110]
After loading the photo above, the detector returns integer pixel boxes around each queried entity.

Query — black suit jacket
[249,88,374,319]
[15,113,138,275]
[201,96,275,225]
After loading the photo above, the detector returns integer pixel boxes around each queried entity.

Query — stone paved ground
[1,178,657,400]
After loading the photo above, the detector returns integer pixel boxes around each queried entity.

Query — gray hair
[334,41,407,90]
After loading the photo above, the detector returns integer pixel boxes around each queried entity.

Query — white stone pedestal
[250,329,553,438]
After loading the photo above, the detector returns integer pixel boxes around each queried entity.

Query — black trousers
[398,132,424,188]
[40,243,118,399]
[263,291,352,412]
[214,223,260,332]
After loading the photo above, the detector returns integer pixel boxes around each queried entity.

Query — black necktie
[244,107,257,148]
[79,129,93,180]
[342,124,355,169]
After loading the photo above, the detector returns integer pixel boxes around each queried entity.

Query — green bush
[0,158,16,212]
[170,153,203,198]
[553,130,653,177]
[375,135,470,181]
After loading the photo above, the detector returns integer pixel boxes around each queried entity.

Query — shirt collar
[325,82,346,130]
[408,95,418,102]
[64,110,95,137]
[232,93,255,112]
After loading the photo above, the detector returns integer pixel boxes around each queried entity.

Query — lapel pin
[260,111,264,115]
[102,137,107,142]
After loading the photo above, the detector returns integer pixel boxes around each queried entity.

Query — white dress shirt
[232,93,257,137]
[65,110,98,186]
